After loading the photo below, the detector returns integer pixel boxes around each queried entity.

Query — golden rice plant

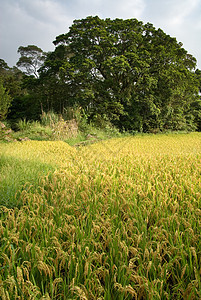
[0,133,200,299]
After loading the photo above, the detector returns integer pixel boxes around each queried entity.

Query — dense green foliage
[0,16,201,132]
[0,81,13,120]
[49,17,201,132]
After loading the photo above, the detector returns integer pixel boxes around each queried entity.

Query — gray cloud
[0,0,72,66]
[0,0,200,68]
[142,0,201,67]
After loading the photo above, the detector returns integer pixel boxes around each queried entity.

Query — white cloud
[164,0,199,27]
[109,0,145,19]
[57,0,145,20]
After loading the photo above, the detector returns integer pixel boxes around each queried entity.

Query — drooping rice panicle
[0,133,200,299]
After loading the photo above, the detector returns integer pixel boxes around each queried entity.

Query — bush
[16,118,31,131]
[40,110,59,127]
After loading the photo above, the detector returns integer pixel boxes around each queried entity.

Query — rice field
[0,133,201,299]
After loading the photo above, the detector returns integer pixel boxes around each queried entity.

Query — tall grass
[0,133,201,299]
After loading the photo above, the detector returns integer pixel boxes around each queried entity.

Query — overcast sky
[1,0,201,69]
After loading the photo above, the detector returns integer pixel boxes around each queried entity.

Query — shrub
[40,110,59,127]
[16,118,31,131]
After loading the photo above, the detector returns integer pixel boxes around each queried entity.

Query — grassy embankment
[0,133,201,299]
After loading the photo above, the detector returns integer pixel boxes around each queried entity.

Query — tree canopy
[1,16,201,131]
[40,16,200,131]
[17,45,46,78]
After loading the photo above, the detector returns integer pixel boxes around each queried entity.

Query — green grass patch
[0,154,55,208]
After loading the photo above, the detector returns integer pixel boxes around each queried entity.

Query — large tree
[17,45,46,78]
[38,45,75,113]
[40,16,200,131]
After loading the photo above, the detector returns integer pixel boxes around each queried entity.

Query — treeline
[1,16,201,132]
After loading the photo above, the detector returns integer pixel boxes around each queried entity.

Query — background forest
[1,16,201,134]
